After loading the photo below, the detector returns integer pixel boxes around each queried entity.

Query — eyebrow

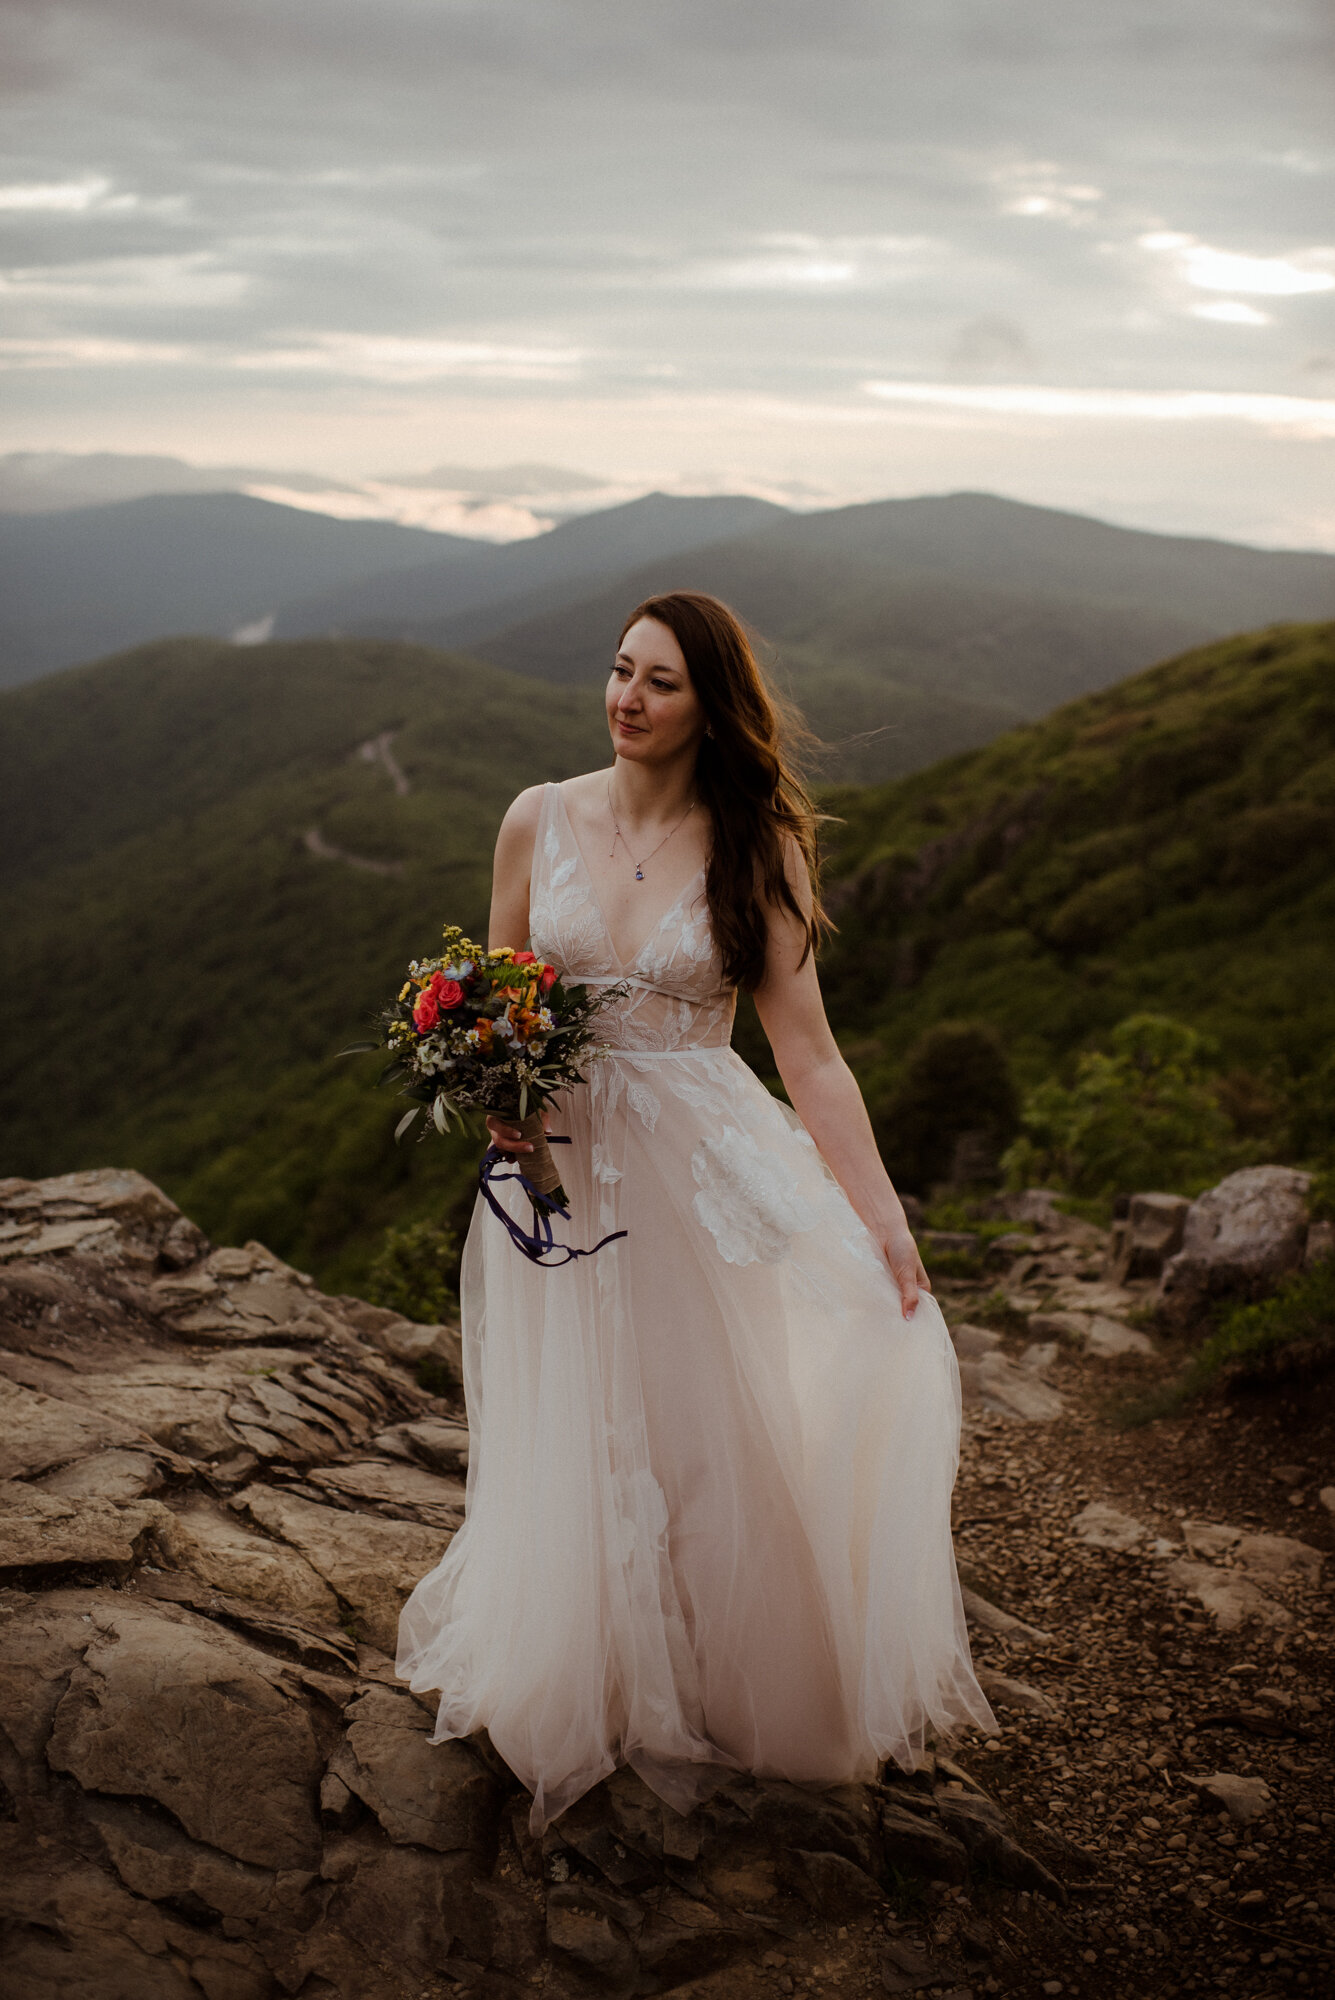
[614,650,681,673]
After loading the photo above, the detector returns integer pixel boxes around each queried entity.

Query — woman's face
[606,617,707,766]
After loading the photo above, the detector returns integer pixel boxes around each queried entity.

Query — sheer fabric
[397,781,994,1831]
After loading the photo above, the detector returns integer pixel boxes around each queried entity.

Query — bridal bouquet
[343,925,623,1217]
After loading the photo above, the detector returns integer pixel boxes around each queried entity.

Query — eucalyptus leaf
[336,1040,380,1056]
[432,1096,448,1135]
[394,1107,421,1142]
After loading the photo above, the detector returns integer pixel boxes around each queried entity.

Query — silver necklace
[606,776,697,882]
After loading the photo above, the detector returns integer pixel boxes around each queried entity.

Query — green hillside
[0,637,610,1283]
[1,622,1331,1296]
[816,621,1335,1174]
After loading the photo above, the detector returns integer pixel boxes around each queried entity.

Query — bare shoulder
[559,767,612,818]
[496,784,546,843]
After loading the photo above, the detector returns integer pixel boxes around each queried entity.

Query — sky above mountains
[2,1,1333,546]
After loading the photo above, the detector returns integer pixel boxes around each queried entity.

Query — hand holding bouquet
[344,926,623,1217]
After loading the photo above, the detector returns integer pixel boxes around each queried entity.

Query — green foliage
[0,636,607,1289]
[1001,1013,1233,1199]
[872,1020,1019,1196]
[362,1218,461,1326]
[821,623,1335,1181]
[1185,1258,1335,1395]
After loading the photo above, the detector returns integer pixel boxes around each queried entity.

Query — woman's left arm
[752,844,930,1318]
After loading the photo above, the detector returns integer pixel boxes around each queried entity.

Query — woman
[397,591,994,1832]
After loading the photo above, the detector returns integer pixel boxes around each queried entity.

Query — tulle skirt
[396,1044,994,1832]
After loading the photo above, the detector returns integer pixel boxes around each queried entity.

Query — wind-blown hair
[617,591,829,992]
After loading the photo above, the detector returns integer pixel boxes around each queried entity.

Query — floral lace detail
[690,1125,819,1267]
[529,785,735,1054]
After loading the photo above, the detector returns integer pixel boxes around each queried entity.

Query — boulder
[1165,1558,1292,1633]
[957,1351,1063,1421]
[325,1683,500,1857]
[45,1594,325,1869]
[1233,1532,1323,1585]
[0,1481,170,1573]
[153,1496,342,1624]
[1070,1502,1148,1552]
[1160,1165,1311,1319]
[0,1372,158,1481]
[1108,1192,1190,1282]
[1183,1773,1274,1823]
[373,1417,470,1475]
[308,1459,467,1527]
[235,1483,448,1650]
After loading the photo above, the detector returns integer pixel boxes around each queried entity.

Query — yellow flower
[398,982,411,1001]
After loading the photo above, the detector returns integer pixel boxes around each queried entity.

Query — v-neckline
[553,783,706,974]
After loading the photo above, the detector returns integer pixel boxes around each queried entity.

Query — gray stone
[0,1372,151,1481]
[325,1684,499,1856]
[308,1459,467,1526]
[959,1585,1053,1649]
[1184,1772,1274,1823]
[1070,1502,1147,1552]
[236,1482,448,1651]
[153,1497,341,1624]
[1181,1519,1242,1559]
[974,1668,1060,1719]
[1166,1558,1292,1633]
[0,1480,170,1572]
[46,1595,325,1869]
[948,1321,1003,1361]
[957,1351,1063,1421]
[1233,1532,1323,1584]
[1111,1192,1191,1282]
[1161,1165,1311,1316]
[1084,1314,1156,1359]
[372,1417,470,1475]
[36,1448,166,1504]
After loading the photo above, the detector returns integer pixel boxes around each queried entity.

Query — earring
[704,724,714,739]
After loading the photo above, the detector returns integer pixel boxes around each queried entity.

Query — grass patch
[1116,1257,1335,1424]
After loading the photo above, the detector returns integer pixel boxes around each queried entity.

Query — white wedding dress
[397,781,994,1831]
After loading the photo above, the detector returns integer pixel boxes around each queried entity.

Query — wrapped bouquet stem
[341,927,627,1260]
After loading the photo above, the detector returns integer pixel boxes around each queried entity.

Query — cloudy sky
[3,0,1333,544]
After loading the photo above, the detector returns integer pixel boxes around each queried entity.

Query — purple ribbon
[478,1137,627,1267]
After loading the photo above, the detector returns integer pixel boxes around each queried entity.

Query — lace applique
[624,1078,661,1133]
[691,1125,819,1266]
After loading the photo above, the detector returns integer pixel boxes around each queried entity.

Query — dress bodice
[528,782,736,1052]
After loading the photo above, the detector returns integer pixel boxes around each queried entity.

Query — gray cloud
[1,2,1332,543]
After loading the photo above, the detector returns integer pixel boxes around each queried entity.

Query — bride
[396,590,994,1831]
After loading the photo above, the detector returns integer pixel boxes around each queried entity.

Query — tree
[1002,1012,1233,1199]
[872,1021,1020,1197]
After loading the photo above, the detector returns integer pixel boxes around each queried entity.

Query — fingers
[485,1118,532,1154]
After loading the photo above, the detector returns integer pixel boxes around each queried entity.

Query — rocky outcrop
[0,1169,1058,1998]
[1159,1165,1313,1321]
[1106,1191,1190,1284]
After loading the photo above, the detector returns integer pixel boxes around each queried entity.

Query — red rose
[430,975,464,1009]
[512,950,537,966]
[539,964,558,993]
[412,990,439,1031]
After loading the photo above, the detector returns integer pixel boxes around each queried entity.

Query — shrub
[1002,1012,1233,1199]
[873,1020,1020,1196]
[361,1218,459,1325]
[1187,1257,1335,1390]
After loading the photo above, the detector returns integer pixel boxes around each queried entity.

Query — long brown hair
[617,591,829,991]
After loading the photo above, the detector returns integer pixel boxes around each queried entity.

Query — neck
[608,752,698,826]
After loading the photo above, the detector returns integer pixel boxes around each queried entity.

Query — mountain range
[1,619,1330,1289]
[6,482,1335,785]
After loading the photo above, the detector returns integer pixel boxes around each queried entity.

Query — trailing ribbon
[478,1138,627,1267]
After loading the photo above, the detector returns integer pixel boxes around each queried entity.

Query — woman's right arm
[487,785,544,952]
[485,786,545,1156]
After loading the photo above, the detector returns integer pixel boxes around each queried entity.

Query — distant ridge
[0,488,786,691]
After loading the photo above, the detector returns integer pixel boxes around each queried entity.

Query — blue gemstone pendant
[635,867,644,880]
